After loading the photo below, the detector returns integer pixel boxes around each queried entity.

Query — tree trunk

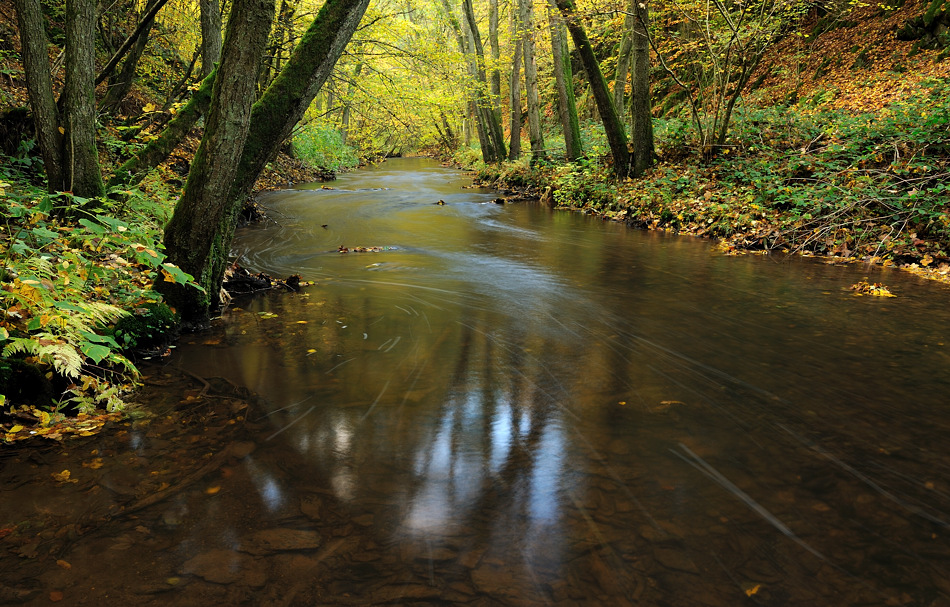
[553,0,630,179]
[461,0,506,162]
[225,0,371,213]
[507,6,523,161]
[64,0,105,197]
[199,0,222,78]
[341,60,363,145]
[100,0,163,114]
[488,0,501,102]
[14,0,66,192]
[94,0,170,86]
[158,0,276,322]
[548,5,582,161]
[630,0,654,177]
[109,69,215,188]
[613,3,635,123]
[519,0,544,160]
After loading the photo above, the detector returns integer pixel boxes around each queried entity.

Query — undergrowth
[470,77,950,271]
[0,165,196,418]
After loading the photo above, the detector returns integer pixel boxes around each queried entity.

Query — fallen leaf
[56,560,71,570]
[206,486,221,495]
[49,591,64,602]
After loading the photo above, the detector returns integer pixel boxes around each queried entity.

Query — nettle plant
[0,179,195,413]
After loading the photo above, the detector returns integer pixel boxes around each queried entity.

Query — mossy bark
[13,0,66,192]
[554,0,630,178]
[548,7,582,161]
[157,0,276,322]
[63,0,104,198]
[108,70,215,188]
[158,0,369,323]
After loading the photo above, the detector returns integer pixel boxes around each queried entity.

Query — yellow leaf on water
[205,486,221,495]
[745,584,761,597]
[9,425,23,433]
[56,560,71,570]
[296,320,308,324]
[51,470,71,482]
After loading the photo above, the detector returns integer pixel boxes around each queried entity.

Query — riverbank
[465,77,950,285]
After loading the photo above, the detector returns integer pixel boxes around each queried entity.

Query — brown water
[3,157,950,605]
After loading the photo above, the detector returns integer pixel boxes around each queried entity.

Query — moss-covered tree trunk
[507,5,523,161]
[520,0,545,160]
[13,0,66,192]
[548,5,582,161]
[64,0,104,197]
[108,70,215,188]
[156,0,276,322]
[224,0,371,215]
[553,0,630,179]
[630,0,654,177]
[156,0,369,323]
[200,0,222,77]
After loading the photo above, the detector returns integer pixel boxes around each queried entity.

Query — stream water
[3,157,950,606]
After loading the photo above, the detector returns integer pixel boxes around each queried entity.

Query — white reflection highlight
[243,457,284,512]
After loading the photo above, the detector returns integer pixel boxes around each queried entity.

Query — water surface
[5,157,950,605]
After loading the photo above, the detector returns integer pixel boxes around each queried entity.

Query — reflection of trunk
[519,0,544,160]
[553,0,629,178]
[547,5,581,161]
[630,0,654,177]
[199,0,222,77]
[64,0,104,197]
[507,6,523,161]
[613,1,635,122]
[14,0,66,192]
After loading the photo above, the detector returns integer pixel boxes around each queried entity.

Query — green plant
[292,124,360,171]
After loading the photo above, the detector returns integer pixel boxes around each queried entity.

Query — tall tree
[613,5,635,122]
[63,0,104,197]
[200,0,222,77]
[157,0,371,322]
[440,0,505,162]
[630,0,654,176]
[553,0,630,178]
[507,5,523,160]
[488,0,502,101]
[519,0,544,160]
[14,0,65,192]
[16,0,105,196]
[100,0,165,113]
[461,0,506,161]
[158,0,276,321]
[547,4,582,161]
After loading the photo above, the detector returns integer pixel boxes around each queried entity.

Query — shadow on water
[4,157,950,605]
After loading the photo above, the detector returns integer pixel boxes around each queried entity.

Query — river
[3,157,950,605]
